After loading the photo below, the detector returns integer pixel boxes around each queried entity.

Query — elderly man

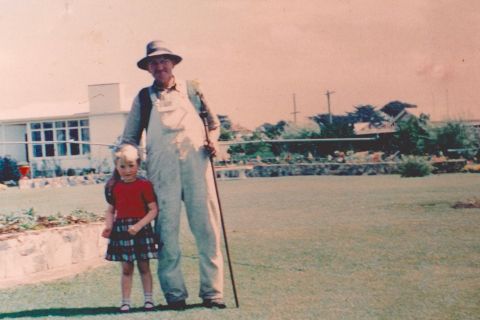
[121,40,225,309]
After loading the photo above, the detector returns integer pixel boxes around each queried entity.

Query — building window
[33,144,43,157]
[29,119,90,158]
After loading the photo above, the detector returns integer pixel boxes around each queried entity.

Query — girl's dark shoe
[119,304,130,313]
[144,301,155,311]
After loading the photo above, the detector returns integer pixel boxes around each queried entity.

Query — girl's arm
[128,201,158,236]
[101,204,115,238]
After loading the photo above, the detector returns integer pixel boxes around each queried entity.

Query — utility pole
[291,93,300,123]
[325,90,335,124]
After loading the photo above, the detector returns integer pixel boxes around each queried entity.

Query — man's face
[147,56,174,85]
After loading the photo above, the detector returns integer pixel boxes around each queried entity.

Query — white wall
[89,113,128,172]
[88,83,123,115]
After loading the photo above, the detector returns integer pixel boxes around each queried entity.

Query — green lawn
[1,174,479,319]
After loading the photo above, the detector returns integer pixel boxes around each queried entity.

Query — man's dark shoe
[202,299,226,309]
[167,299,187,311]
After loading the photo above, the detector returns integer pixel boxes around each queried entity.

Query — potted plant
[17,161,30,180]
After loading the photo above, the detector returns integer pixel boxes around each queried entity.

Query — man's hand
[204,141,217,157]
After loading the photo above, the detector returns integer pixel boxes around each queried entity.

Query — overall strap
[186,80,202,113]
[139,87,152,132]
[186,80,218,131]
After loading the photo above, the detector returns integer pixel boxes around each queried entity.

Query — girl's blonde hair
[113,143,141,164]
[105,144,142,204]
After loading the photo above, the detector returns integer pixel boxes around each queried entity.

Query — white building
[0,83,129,177]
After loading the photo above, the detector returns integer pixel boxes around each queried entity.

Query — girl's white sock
[121,298,131,306]
[144,292,153,303]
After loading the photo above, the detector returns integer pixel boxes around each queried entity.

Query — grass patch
[0,174,479,319]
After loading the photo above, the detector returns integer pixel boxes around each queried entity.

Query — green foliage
[433,121,479,158]
[381,100,417,117]
[391,117,433,155]
[399,156,433,177]
[227,131,274,159]
[219,127,234,141]
[281,122,320,139]
[310,114,355,138]
[217,114,232,130]
[258,120,287,139]
[0,156,21,182]
[0,208,103,234]
[221,108,479,160]
[348,105,385,125]
[218,114,235,141]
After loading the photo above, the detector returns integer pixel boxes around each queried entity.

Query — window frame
[28,118,90,159]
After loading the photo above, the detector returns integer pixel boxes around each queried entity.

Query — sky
[1,0,479,129]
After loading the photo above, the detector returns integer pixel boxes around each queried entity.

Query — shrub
[0,156,21,182]
[399,156,433,177]
[66,168,77,176]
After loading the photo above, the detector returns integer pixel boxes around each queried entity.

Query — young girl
[101,144,158,312]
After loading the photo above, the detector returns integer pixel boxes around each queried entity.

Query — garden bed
[0,208,103,234]
[0,209,107,288]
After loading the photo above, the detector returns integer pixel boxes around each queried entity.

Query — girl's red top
[112,179,156,219]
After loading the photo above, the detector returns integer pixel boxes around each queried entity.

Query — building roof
[354,122,396,135]
[0,110,129,125]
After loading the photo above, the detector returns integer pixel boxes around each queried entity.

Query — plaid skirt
[105,218,159,262]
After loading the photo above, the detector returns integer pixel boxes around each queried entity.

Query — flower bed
[0,208,104,234]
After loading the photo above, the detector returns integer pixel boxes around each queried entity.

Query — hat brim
[137,54,182,70]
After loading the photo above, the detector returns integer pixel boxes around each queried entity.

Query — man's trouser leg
[153,161,189,303]
[181,152,224,300]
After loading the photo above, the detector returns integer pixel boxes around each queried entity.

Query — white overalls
[122,80,224,303]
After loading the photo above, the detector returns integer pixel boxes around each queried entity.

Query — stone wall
[0,223,107,288]
[244,160,466,177]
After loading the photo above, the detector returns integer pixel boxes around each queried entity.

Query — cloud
[415,55,453,82]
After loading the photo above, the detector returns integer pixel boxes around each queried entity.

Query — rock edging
[0,222,107,288]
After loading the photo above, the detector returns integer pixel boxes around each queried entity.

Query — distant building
[230,123,253,140]
[354,102,417,136]
[0,83,129,177]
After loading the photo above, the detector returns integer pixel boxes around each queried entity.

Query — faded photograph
[1,1,479,319]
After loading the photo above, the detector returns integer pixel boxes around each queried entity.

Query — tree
[219,127,234,141]
[434,121,479,158]
[217,114,234,141]
[281,121,320,139]
[217,114,232,130]
[347,105,385,125]
[390,117,432,155]
[227,131,274,160]
[310,114,355,138]
[381,101,417,118]
[258,120,287,139]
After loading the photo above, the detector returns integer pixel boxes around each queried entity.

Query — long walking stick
[198,93,240,308]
